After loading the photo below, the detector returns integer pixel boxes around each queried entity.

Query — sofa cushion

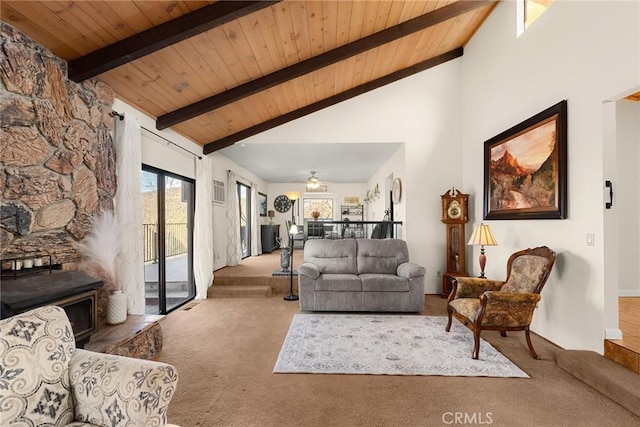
[356,239,409,275]
[449,298,480,321]
[304,239,357,274]
[360,274,409,292]
[0,306,75,426]
[315,274,361,291]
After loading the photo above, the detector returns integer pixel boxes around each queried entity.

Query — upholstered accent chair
[446,246,556,360]
[0,305,179,426]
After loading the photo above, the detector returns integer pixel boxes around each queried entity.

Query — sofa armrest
[69,348,178,427]
[452,277,504,299]
[299,262,320,279]
[397,262,425,279]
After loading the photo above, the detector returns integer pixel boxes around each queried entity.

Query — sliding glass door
[238,182,251,259]
[142,165,195,314]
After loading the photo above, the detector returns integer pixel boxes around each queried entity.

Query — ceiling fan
[306,171,320,190]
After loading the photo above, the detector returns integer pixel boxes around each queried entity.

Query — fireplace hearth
[1,270,104,348]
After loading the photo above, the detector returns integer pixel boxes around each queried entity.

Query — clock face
[274,195,292,213]
[447,201,462,220]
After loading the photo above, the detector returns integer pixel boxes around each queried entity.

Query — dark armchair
[446,246,556,359]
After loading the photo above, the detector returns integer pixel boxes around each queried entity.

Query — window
[237,182,251,259]
[518,0,554,36]
[303,198,333,220]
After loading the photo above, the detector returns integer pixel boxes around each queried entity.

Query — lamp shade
[467,223,498,246]
[267,210,275,218]
[285,191,300,201]
[289,224,299,235]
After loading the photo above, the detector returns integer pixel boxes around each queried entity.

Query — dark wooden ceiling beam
[203,48,464,154]
[68,1,279,82]
[158,0,494,130]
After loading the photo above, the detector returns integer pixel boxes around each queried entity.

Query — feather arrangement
[76,211,121,292]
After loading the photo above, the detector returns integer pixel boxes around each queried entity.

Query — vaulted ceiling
[1,1,497,155]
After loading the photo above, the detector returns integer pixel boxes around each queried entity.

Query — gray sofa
[298,239,425,312]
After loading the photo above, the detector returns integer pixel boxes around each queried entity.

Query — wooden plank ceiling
[1,0,497,154]
[626,91,640,102]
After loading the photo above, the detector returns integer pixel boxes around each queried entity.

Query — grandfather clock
[440,188,469,298]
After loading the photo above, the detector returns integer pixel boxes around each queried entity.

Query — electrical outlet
[586,233,595,246]
[436,270,442,279]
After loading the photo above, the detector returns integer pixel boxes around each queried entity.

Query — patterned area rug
[274,314,529,378]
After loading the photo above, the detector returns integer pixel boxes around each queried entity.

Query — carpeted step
[557,349,640,418]
[209,285,272,298]
[210,276,298,296]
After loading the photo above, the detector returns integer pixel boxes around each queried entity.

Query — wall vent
[213,180,225,204]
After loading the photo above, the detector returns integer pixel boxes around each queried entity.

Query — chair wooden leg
[500,331,507,337]
[446,308,453,332]
[472,326,481,359]
[525,328,539,359]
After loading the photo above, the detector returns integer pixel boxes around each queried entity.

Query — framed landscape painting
[483,100,567,220]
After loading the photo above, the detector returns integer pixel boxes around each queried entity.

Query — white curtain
[114,116,145,314]
[194,155,214,299]
[250,182,261,256]
[226,170,241,266]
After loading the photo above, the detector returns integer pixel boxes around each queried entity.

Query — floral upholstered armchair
[446,246,556,360]
[0,305,179,426]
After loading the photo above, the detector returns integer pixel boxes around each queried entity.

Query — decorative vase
[280,247,290,272]
[107,290,127,325]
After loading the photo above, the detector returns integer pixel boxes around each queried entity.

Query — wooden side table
[441,272,467,299]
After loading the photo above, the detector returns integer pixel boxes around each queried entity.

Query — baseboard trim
[619,290,640,297]
[605,328,623,340]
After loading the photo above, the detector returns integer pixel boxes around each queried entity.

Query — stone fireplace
[1,22,117,320]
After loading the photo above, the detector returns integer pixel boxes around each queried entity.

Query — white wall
[209,152,268,271]
[617,100,640,295]
[366,145,405,223]
[113,99,203,178]
[114,98,271,273]
[461,1,640,352]
[238,59,463,294]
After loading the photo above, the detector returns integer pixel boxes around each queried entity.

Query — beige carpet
[153,296,640,427]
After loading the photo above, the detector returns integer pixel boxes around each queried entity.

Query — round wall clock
[273,194,292,213]
[392,178,402,204]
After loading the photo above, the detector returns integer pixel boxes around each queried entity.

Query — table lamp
[467,223,498,278]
